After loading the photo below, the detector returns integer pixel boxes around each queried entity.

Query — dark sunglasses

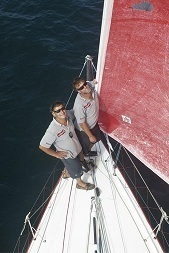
[77,81,88,91]
[53,106,66,114]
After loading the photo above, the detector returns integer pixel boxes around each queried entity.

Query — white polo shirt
[73,82,99,131]
[40,111,82,159]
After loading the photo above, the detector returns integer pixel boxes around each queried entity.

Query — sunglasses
[77,81,88,91]
[53,106,66,114]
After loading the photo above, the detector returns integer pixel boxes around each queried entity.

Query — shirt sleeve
[87,80,95,90]
[74,104,86,124]
[67,109,75,120]
[40,131,56,148]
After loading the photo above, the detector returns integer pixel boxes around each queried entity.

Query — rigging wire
[68,54,168,250]
[13,55,169,252]
[66,55,93,107]
[25,56,90,220]
[122,147,169,247]
[13,56,95,253]
[109,140,169,248]
[29,160,61,215]
[98,142,155,252]
[98,140,129,252]
[89,143,125,253]
[124,147,167,215]
[107,135,169,222]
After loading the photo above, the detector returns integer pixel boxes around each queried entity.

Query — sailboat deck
[27,141,163,253]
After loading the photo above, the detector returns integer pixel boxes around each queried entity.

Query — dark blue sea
[1,1,169,252]
[0,1,103,251]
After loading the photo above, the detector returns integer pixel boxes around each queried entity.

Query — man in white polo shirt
[72,77,101,156]
[39,101,95,191]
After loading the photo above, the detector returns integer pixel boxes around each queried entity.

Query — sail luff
[96,0,114,93]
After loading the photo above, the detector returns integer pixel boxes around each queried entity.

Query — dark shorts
[62,156,83,179]
[75,122,101,155]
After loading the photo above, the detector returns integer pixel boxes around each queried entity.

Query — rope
[104,131,169,226]
[16,55,169,251]
[97,142,127,253]
[29,179,69,253]
[104,134,169,249]
[66,55,169,251]
[123,147,164,212]
[101,150,150,252]
[66,56,93,107]
[13,54,169,252]
[29,160,61,215]
[12,163,63,253]
[92,136,168,252]
[13,55,95,253]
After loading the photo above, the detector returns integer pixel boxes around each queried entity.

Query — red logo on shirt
[57,129,66,137]
[84,102,91,109]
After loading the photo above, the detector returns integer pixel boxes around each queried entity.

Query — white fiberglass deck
[27,141,163,253]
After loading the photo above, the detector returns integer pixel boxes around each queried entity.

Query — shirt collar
[78,90,94,101]
[53,117,69,127]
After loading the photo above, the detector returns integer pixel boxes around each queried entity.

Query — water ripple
[0,0,103,251]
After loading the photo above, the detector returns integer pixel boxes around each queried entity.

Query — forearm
[39,145,58,158]
[79,122,97,143]
[79,122,93,138]
[39,145,68,159]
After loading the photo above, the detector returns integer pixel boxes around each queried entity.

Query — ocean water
[0,1,103,251]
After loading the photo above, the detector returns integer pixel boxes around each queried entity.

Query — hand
[89,134,97,144]
[93,79,98,85]
[56,151,68,159]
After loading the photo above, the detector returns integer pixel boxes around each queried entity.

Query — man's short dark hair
[50,101,65,112]
[72,77,85,90]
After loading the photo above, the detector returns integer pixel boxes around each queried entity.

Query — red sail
[97,0,169,183]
